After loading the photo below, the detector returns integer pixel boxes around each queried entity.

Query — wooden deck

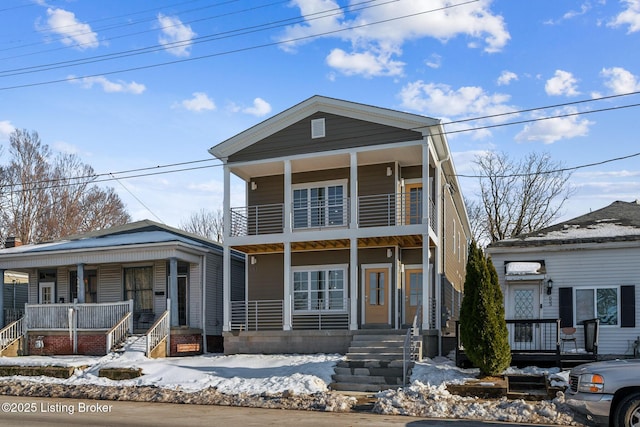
[455,319,599,369]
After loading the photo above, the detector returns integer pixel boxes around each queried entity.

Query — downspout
[436,151,451,358]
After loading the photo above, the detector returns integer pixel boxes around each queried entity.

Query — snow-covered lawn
[0,350,583,425]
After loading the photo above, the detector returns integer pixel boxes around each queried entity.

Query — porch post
[283,242,292,331]
[77,263,85,303]
[284,160,292,233]
[350,238,358,330]
[222,163,231,332]
[421,141,430,331]
[349,152,358,330]
[169,257,178,327]
[0,269,4,328]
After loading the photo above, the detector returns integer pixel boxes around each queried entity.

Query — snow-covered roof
[489,200,640,248]
[506,262,542,275]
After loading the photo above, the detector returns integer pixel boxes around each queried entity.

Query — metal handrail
[403,305,422,385]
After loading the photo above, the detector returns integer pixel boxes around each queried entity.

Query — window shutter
[621,285,636,328]
[559,287,573,327]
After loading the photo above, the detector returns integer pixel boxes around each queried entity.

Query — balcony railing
[229,298,350,331]
[229,192,436,237]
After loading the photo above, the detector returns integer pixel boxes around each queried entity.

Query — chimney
[4,237,22,248]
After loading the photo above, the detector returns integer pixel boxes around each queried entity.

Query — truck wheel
[614,393,640,427]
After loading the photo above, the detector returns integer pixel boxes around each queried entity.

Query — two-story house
[209,96,470,357]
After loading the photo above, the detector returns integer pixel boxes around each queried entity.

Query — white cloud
[545,2,592,25]
[608,0,640,33]
[242,98,272,117]
[53,141,80,155]
[43,8,99,49]
[497,70,518,86]
[0,120,15,141]
[514,107,593,144]
[425,53,442,69]
[68,75,146,94]
[545,70,580,96]
[177,92,216,112]
[157,13,196,57]
[326,47,405,77]
[278,0,510,77]
[600,66,640,94]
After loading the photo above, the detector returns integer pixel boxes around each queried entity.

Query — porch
[229,191,436,238]
[455,319,599,369]
[0,300,175,358]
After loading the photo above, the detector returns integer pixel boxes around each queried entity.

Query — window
[576,287,618,326]
[404,183,422,225]
[70,270,98,303]
[293,266,346,311]
[293,181,346,229]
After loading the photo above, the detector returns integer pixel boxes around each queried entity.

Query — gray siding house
[487,200,640,359]
[209,95,471,357]
[0,220,245,356]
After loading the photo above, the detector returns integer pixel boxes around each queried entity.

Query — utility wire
[109,173,165,224]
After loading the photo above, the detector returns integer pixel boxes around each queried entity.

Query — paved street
[0,395,565,427]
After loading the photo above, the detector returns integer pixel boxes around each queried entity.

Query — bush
[459,241,511,376]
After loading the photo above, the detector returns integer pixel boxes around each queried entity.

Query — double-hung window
[293,266,346,311]
[293,180,346,229]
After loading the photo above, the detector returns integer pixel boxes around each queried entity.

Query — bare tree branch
[179,208,223,242]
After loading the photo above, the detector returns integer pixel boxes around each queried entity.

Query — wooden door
[404,269,423,324]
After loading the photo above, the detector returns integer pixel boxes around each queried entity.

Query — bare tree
[472,151,574,244]
[179,208,224,242]
[2,129,131,244]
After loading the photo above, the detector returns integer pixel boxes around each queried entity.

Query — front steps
[331,330,416,392]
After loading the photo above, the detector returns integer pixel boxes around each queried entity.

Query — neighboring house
[209,95,470,357]
[487,200,640,359]
[0,220,245,356]
[3,269,28,324]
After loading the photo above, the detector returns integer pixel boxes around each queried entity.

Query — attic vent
[311,118,325,139]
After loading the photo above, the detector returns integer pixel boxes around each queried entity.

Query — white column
[222,163,231,332]
[169,257,178,327]
[284,160,292,233]
[77,264,85,303]
[349,152,359,330]
[421,141,430,330]
[283,242,292,331]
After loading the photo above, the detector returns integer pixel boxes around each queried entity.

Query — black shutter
[621,285,636,328]
[559,287,573,327]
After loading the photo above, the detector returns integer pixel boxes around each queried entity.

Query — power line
[0,0,477,90]
[109,173,165,224]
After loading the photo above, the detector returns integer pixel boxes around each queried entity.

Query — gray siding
[358,163,395,197]
[229,112,422,163]
[98,264,123,303]
[57,268,69,303]
[248,253,284,300]
[189,262,202,328]
[205,253,223,335]
[153,261,166,314]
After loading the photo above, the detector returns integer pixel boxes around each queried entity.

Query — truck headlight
[577,374,605,393]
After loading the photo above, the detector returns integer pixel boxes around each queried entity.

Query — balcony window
[293,266,346,311]
[292,180,346,229]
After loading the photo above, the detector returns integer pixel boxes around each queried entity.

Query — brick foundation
[169,331,203,357]
[27,331,107,356]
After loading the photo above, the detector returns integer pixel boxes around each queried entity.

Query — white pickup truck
[566,359,640,426]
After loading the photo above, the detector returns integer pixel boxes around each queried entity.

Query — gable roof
[208,95,443,161]
[489,200,640,248]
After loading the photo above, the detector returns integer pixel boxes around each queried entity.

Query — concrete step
[332,374,391,385]
[333,366,406,377]
[351,335,405,342]
[347,346,403,354]
[345,353,407,361]
[336,359,409,369]
[330,382,400,392]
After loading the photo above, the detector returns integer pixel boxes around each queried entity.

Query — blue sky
[1,0,639,228]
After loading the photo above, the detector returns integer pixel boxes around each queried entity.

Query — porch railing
[403,304,422,385]
[146,307,170,357]
[105,312,133,353]
[0,317,26,353]
[229,299,350,331]
[229,192,436,237]
[25,300,133,330]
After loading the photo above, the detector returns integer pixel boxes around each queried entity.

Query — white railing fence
[105,312,133,353]
[25,300,133,330]
[0,317,26,353]
[146,306,170,357]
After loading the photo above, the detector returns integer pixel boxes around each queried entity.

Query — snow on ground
[0,349,584,425]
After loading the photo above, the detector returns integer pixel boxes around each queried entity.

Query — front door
[509,283,540,350]
[364,267,389,325]
[404,269,423,324]
[39,282,55,304]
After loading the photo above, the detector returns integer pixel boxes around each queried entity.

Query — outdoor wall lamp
[546,279,554,295]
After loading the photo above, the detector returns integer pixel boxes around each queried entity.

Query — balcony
[230,192,436,237]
